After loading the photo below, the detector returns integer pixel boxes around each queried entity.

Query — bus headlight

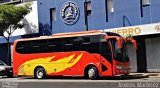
[116,66,122,69]
[0,67,6,71]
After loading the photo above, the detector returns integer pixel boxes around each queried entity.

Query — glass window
[15,35,105,54]
[142,0,150,6]
[81,35,101,53]
[50,8,56,21]
[90,35,100,43]
[110,39,123,62]
[0,60,6,65]
[86,1,92,16]
[47,38,64,52]
[85,1,92,16]
[140,0,150,17]
[110,39,129,62]
[72,37,82,51]
[63,37,74,52]
[122,43,129,62]
[31,40,47,53]
[16,41,32,54]
[16,39,48,54]
[107,0,114,12]
[82,36,90,44]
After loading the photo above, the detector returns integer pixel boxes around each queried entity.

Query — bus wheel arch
[34,66,46,79]
[84,65,99,80]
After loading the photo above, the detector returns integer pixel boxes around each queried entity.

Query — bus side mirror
[116,38,122,48]
[125,38,137,49]
[105,36,122,48]
[132,40,137,49]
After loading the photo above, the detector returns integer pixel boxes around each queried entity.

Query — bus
[13,30,136,79]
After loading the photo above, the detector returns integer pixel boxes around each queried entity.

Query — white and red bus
[13,30,136,79]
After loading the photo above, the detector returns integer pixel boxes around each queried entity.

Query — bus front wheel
[87,67,99,80]
[34,67,46,79]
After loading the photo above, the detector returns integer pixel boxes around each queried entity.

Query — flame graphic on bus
[18,53,83,75]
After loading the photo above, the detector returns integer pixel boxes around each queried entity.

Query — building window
[50,8,56,29]
[86,1,92,16]
[84,1,92,31]
[105,0,114,22]
[107,0,114,12]
[140,0,150,17]
[50,8,56,21]
[142,0,150,6]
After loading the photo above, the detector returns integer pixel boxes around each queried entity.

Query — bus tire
[87,67,99,80]
[7,74,13,78]
[34,67,46,79]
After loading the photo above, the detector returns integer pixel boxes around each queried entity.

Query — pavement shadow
[1,73,151,80]
[23,76,87,80]
[20,74,149,80]
[146,74,159,76]
[102,75,149,80]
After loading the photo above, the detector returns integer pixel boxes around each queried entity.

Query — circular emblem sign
[61,1,80,25]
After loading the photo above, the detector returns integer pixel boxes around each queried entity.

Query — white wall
[127,45,137,72]
[146,37,160,72]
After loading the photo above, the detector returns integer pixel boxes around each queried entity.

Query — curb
[129,73,160,78]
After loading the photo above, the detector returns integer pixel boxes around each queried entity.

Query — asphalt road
[0,76,160,88]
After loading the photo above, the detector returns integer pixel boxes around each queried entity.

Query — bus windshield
[0,60,6,65]
[110,39,129,62]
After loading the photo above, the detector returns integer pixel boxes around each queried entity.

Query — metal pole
[84,0,88,31]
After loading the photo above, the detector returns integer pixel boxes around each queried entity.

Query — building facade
[37,0,160,72]
[0,0,35,4]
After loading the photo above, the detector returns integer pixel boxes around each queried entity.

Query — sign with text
[104,23,160,37]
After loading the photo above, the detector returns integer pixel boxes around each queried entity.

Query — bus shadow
[103,75,149,80]
[23,76,87,80]
[21,74,149,80]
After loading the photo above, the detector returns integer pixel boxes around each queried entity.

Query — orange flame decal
[18,53,83,75]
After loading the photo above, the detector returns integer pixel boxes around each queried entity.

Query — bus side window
[31,40,47,53]
[64,37,83,52]
[82,35,100,53]
[47,38,64,52]
[16,41,32,54]
[82,36,90,44]
[72,37,82,51]
[89,35,100,53]
[82,36,91,52]
[64,37,73,52]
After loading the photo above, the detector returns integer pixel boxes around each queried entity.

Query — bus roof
[15,30,106,42]
[52,30,103,36]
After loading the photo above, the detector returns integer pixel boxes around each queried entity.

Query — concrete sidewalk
[129,73,160,78]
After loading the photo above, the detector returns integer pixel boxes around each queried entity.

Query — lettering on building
[111,27,141,36]
[155,25,160,32]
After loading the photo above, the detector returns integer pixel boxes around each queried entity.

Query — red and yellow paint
[18,53,83,76]
[13,31,133,77]
[13,51,113,77]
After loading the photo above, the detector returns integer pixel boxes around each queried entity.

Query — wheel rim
[88,68,95,78]
[37,69,44,79]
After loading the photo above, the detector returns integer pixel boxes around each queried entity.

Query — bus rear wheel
[87,67,99,80]
[7,74,13,78]
[34,67,46,79]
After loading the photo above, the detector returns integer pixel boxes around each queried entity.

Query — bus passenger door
[100,41,113,76]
